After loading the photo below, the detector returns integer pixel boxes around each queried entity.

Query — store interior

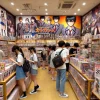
[0,0,100,100]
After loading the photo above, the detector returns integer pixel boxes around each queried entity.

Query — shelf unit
[92,89,100,100]
[0,72,16,100]
[69,63,94,100]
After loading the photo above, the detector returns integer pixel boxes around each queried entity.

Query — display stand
[69,63,94,100]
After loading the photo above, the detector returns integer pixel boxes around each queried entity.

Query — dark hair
[52,45,56,51]
[28,47,36,53]
[74,43,79,47]
[65,43,70,47]
[25,18,30,23]
[58,41,65,47]
[48,45,52,49]
[19,17,22,21]
[84,44,88,48]
[43,45,47,48]
[12,45,24,58]
[66,16,76,22]
[31,16,39,27]
[53,16,60,20]
[40,16,45,20]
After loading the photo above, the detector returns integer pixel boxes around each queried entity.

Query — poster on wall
[7,12,16,38]
[16,16,81,40]
[0,7,7,38]
[82,4,100,36]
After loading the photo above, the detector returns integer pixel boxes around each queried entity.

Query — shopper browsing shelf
[41,45,47,69]
[10,45,27,99]
[54,41,68,98]
[81,44,89,58]
[28,47,40,94]
[65,43,70,72]
[50,45,56,81]
[69,43,79,57]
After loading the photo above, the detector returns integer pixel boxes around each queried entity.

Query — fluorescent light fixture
[11,2,14,5]
[82,2,86,6]
[16,9,19,11]
[46,13,48,15]
[45,9,48,11]
[78,9,80,11]
[20,13,23,15]
[74,13,77,15]
[44,3,48,6]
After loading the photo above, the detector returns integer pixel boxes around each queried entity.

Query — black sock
[23,91,26,96]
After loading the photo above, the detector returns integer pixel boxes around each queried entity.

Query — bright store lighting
[82,2,86,6]
[74,13,77,15]
[44,3,47,5]
[45,9,48,11]
[78,9,80,11]
[46,13,48,15]
[11,2,14,5]
[20,13,23,15]
[16,9,19,11]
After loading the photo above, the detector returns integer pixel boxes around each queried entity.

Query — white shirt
[64,48,69,63]
[54,48,67,69]
[0,50,5,61]
[50,50,55,68]
[17,53,24,65]
[30,53,38,70]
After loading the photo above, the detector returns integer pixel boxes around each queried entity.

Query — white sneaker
[59,93,69,98]
[30,90,37,94]
[20,94,27,99]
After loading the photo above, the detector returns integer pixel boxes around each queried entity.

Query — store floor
[24,68,77,100]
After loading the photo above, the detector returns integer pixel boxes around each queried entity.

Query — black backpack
[22,58,31,72]
[52,49,64,68]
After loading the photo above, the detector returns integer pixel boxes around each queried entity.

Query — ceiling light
[16,9,19,11]
[44,3,48,6]
[46,13,48,15]
[78,9,80,11]
[82,2,86,6]
[45,9,48,11]
[20,13,23,15]
[74,13,77,15]
[11,2,14,5]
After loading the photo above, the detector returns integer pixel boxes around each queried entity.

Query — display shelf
[92,90,100,100]
[69,71,88,99]
[70,63,94,81]
[69,80,80,100]
[92,39,100,41]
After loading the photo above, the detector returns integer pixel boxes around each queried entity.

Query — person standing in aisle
[65,43,70,77]
[41,45,47,69]
[50,45,56,81]
[28,47,40,94]
[54,41,68,98]
[69,43,79,57]
[10,45,27,99]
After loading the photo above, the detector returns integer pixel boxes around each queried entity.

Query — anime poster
[0,7,7,37]
[7,13,16,37]
[16,16,81,39]
[82,4,100,36]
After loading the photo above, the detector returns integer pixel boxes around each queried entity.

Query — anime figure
[46,17,53,29]
[30,16,38,36]
[24,18,30,34]
[62,16,80,37]
[53,16,63,35]
[92,8,100,35]
[39,16,47,27]
[0,10,7,36]
[17,17,24,38]
[7,19,14,37]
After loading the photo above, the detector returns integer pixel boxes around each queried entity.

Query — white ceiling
[0,0,100,16]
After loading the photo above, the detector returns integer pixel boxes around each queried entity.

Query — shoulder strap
[59,49,64,55]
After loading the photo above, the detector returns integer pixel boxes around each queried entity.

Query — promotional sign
[16,16,81,39]
[82,4,100,36]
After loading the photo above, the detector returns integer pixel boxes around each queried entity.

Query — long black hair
[12,45,24,58]
[31,16,39,27]
[28,46,36,53]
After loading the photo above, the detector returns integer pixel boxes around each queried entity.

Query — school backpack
[22,58,31,72]
[52,49,64,68]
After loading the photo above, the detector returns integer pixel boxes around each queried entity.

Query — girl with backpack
[10,45,27,99]
[28,47,40,94]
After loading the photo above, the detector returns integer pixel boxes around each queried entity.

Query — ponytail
[19,48,25,58]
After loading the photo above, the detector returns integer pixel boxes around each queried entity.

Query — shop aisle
[24,68,77,100]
